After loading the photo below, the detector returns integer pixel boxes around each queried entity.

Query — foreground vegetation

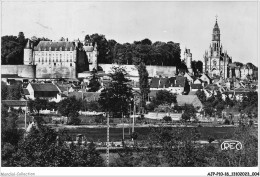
[2,104,257,167]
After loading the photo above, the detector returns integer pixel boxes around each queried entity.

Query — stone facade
[23,39,98,79]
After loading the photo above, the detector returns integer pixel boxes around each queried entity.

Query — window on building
[70,63,72,67]
[54,63,56,66]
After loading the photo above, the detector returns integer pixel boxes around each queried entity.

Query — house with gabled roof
[176,95,203,112]
[26,83,61,101]
[184,72,194,84]
[149,76,189,95]
[200,73,212,85]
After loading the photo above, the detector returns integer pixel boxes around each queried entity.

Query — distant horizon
[1,1,258,66]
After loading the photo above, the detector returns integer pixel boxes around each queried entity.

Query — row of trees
[84,34,181,66]
[2,102,257,167]
[2,32,182,67]
[195,89,258,118]
[1,105,104,167]
[112,125,257,167]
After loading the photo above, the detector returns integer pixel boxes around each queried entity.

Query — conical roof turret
[25,39,31,49]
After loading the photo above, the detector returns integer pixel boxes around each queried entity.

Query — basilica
[203,18,232,79]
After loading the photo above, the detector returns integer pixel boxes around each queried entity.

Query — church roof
[34,41,76,51]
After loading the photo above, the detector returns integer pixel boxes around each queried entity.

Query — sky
[1,1,258,66]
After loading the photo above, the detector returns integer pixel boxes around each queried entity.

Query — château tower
[24,39,34,65]
[184,48,192,74]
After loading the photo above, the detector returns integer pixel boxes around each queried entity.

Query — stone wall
[99,64,176,77]
[36,64,76,78]
[1,65,36,78]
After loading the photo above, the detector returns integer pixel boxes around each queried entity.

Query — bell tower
[212,15,221,57]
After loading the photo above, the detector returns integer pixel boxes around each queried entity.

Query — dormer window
[70,47,73,51]
[60,47,62,51]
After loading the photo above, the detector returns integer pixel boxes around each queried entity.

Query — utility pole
[122,112,124,140]
[25,100,27,130]
[133,99,135,133]
[129,104,131,135]
[106,112,109,167]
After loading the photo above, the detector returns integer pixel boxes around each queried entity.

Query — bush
[94,115,105,124]
[163,116,172,122]
[145,102,155,111]
[68,117,81,125]
[223,119,230,125]
[207,136,215,143]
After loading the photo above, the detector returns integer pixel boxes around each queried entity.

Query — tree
[87,101,101,112]
[195,89,206,104]
[196,61,203,73]
[1,81,8,100]
[28,97,47,115]
[240,91,258,116]
[181,104,197,121]
[84,33,110,64]
[106,39,117,64]
[6,82,23,100]
[137,62,150,112]
[141,38,152,45]
[1,32,27,65]
[1,106,23,146]
[2,125,104,167]
[94,115,105,124]
[98,66,133,117]
[87,69,101,92]
[46,101,58,111]
[163,116,172,122]
[58,96,81,125]
[153,90,177,107]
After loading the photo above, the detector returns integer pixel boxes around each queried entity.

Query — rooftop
[34,41,76,51]
[30,83,60,92]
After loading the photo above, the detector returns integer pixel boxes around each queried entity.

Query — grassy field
[57,126,239,142]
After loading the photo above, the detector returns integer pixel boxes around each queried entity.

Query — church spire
[212,16,220,41]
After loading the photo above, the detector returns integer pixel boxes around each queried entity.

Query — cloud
[35,21,52,30]
[163,30,167,33]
